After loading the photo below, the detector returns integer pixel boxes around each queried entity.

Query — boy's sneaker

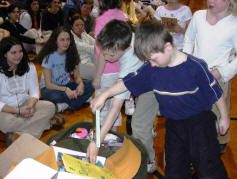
[147,160,157,173]
[56,103,69,112]
[219,143,227,154]
[152,128,157,138]
[50,113,65,128]
[125,97,135,115]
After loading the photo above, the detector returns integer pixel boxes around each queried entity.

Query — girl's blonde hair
[230,0,237,15]
[121,0,138,24]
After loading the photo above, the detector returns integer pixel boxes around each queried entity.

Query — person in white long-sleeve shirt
[70,15,95,80]
[183,0,237,153]
[0,37,56,143]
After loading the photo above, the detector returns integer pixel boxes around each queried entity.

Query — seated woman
[41,0,64,33]
[70,16,95,80]
[0,37,56,145]
[64,7,80,31]
[0,4,45,53]
[19,0,41,30]
[37,26,94,113]
[19,0,45,53]
[79,0,94,35]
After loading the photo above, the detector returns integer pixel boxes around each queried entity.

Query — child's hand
[26,104,35,116]
[20,105,34,118]
[92,77,101,89]
[65,87,77,99]
[76,82,85,96]
[211,67,221,80]
[86,141,99,164]
[90,95,106,113]
[218,116,230,135]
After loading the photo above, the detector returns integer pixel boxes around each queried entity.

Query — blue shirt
[40,51,70,88]
[123,55,223,120]
[63,0,83,17]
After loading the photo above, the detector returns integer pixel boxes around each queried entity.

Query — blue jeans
[41,80,94,111]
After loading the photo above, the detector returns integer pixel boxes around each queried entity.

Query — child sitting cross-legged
[89,20,229,179]
[37,27,94,116]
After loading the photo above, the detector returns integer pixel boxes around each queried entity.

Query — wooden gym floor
[1,0,237,178]
[1,67,237,178]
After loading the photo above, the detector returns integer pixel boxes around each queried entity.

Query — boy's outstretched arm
[86,98,124,164]
[215,94,230,135]
[87,80,127,164]
[90,80,127,112]
[92,53,106,89]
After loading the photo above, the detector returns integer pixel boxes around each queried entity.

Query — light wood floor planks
[1,1,237,178]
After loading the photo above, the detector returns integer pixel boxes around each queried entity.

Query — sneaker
[152,128,157,138]
[56,103,69,112]
[50,113,65,127]
[147,160,157,173]
[125,97,135,115]
[219,143,227,154]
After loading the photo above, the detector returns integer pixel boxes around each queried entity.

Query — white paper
[4,158,57,179]
[4,158,93,179]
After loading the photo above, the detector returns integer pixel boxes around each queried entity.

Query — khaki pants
[0,100,55,139]
[212,79,231,144]
[132,91,159,161]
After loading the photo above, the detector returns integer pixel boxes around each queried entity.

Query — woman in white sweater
[0,37,56,145]
[183,0,237,153]
[71,15,95,80]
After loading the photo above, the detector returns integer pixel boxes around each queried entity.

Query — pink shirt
[94,9,126,74]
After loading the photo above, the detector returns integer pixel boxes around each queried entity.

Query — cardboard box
[0,134,142,179]
[0,134,49,178]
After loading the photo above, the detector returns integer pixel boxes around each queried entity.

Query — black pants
[165,111,228,179]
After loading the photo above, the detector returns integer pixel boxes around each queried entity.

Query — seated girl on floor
[36,26,94,113]
[0,37,56,145]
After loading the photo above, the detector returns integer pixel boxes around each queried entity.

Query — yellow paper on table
[62,154,116,179]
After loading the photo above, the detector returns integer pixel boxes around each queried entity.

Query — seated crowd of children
[1,0,237,178]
